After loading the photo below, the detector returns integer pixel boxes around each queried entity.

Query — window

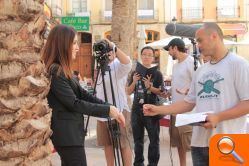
[51,0,62,16]
[147,31,153,41]
[138,0,154,19]
[217,0,238,18]
[182,0,202,19]
[145,30,160,63]
[105,0,112,11]
[138,0,154,10]
[145,30,159,43]
[103,0,112,20]
[72,0,87,13]
[81,33,92,43]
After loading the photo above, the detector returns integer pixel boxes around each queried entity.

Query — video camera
[93,40,113,64]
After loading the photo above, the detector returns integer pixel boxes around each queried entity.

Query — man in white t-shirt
[143,22,249,166]
[163,38,195,166]
[95,39,132,166]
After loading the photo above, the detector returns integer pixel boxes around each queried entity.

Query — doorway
[72,32,93,79]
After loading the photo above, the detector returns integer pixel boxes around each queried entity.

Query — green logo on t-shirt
[198,78,224,96]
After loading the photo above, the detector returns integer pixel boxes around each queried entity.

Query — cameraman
[95,39,133,166]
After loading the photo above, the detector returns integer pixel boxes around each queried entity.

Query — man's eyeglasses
[141,54,154,58]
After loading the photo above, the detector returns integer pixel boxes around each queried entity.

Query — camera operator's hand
[109,106,126,127]
[108,50,116,62]
[103,38,130,65]
[99,38,116,62]
[104,38,115,48]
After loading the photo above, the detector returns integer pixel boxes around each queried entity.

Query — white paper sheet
[175,112,213,127]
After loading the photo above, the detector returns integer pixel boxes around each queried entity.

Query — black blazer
[47,65,110,147]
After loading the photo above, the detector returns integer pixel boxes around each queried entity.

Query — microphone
[165,23,200,38]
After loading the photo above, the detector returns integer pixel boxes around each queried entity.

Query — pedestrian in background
[163,38,195,166]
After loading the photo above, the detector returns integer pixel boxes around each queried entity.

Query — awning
[218,23,247,36]
[145,37,238,49]
[145,37,192,49]
[237,38,249,45]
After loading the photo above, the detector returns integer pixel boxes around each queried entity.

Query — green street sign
[61,17,89,31]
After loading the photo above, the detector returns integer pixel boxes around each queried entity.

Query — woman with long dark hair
[41,24,125,166]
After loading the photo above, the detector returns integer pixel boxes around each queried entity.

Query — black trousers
[55,146,87,166]
[191,147,209,166]
[131,107,160,166]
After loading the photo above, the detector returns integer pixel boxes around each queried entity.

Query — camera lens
[97,43,104,51]
[93,41,109,52]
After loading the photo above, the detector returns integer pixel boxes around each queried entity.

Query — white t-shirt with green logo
[185,52,249,147]
[172,55,194,103]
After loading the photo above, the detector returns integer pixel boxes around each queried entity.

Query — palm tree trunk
[0,0,52,165]
[111,0,137,58]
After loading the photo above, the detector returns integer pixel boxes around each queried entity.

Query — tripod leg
[108,68,124,166]
[108,119,119,166]
[114,132,121,166]
[84,66,101,138]
[115,122,125,165]
[98,66,125,166]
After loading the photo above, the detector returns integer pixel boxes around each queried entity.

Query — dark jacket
[47,65,110,147]
[129,70,163,108]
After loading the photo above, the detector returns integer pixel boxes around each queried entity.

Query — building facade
[45,0,249,78]
[176,0,249,61]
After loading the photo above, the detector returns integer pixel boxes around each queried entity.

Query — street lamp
[171,16,177,24]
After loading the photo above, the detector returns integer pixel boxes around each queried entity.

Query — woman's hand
[109,106,126,127]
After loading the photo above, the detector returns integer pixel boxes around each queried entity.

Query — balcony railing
[52,4,62,16]
[100,9,159,23]
[181,7,203,20]
[216,6,239,18]
[66,11,90,17]
[104,10,112,21]
[74,11,90,17]
[137,9,159,21]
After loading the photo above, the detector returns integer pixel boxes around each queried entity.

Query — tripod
[189,38,198,71]
[84,59,124,166]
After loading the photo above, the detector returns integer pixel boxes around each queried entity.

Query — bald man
[143,22,249,166]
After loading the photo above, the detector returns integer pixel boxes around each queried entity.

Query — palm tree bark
[111,0,137,58]
[0,0,52,165]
